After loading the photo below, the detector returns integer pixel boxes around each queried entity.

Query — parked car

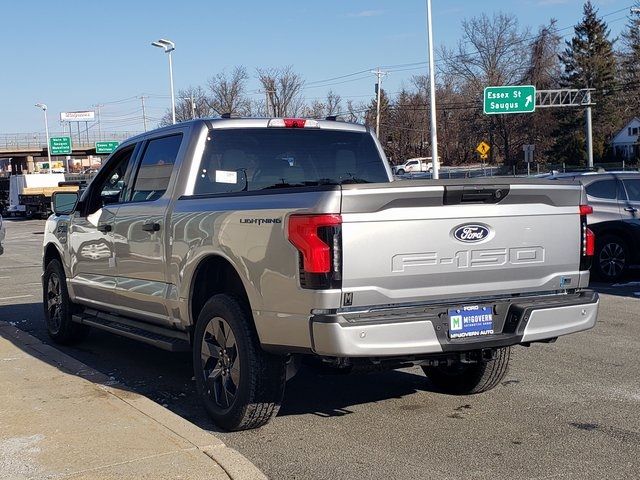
[393,157,433,175]
[43,117,598,431]
[548,171,640,281]
[0,214,5,255]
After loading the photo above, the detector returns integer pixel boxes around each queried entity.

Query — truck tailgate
[340,180,584,308]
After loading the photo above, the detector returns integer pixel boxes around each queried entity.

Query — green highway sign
[49,136,72,155]
[95,141,119,154]
[484,85,536,114]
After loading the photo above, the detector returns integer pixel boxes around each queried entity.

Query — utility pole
[95,104,103,141]
[425,0,440,179]
[190,94,196,119]
[371,68,388,138]
[264,89,275,117]
[140,96,148,132]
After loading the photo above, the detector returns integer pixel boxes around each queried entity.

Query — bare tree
[441,13,531,89]
[325,90,342,116]
[257,66,305,117]
[304,100,326,119]
[159,86,213,126]
[523,20,562,163]
[344,100,366,123]
[439,13,531,165]
[207,66,251,116]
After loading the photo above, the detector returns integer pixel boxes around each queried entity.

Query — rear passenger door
[584,178,622,226]
[111,131,185,325]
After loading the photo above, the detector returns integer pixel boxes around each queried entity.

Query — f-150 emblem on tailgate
[391,247,545,273]
[453,224,490,243]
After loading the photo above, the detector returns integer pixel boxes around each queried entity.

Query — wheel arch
[188,254,253,330]
[43,243,64,272]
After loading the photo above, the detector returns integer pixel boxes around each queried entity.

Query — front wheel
[422,347,511,394]
[396,168,405,175]
[42,259,89,344]
[193,294,286,431]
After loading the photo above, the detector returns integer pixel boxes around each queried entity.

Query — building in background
[611,117,640,161]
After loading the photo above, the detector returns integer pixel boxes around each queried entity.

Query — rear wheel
[422,347,510,394]
[193,294,286,431]
[42,259,89,344]
[594,235,628,282]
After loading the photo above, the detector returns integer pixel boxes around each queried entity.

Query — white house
[611,117,640,160]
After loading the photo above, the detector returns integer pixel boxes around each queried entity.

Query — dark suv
[549,172,640,281]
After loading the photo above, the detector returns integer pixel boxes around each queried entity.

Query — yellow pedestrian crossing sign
[476,141,490,156]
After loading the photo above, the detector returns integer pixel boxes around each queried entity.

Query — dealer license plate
[448,305,494,339]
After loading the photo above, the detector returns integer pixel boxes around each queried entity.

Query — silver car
[548,171,640,281]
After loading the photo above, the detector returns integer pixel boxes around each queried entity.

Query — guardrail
[0,132,142,151]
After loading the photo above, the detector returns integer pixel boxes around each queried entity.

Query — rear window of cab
[187,128,388,196]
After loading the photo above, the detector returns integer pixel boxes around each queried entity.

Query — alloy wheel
[46,274,63,333]
[599,242,625,279]
[201,317,240,409]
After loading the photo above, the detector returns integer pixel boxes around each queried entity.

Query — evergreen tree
[555,1,618,164]
[619,2,640,116]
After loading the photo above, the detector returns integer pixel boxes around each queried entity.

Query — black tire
[42,259,89,345]
[396,168,405,175]
[193,294,286,431]
[422,347,511,394]
[594,234,628,282]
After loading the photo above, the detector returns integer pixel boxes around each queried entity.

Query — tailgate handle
[444,185,510,205]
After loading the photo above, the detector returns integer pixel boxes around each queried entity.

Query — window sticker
[215,170,238,184]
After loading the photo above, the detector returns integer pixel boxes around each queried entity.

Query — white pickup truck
[393,157,433,175]
[43,117,598,430]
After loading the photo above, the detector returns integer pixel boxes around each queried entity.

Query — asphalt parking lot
[1,218,639,480]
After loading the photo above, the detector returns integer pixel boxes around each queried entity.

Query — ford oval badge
[453,224,490,243]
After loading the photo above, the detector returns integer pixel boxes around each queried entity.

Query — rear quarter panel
[168,190,343,348]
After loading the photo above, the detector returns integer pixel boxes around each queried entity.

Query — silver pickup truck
[43,118,599,430]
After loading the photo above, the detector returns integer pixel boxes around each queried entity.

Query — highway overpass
[0,131,140,173]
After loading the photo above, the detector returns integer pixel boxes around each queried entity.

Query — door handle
[97,224,112,233]
[624,207,638,213]
[142,222,161,232]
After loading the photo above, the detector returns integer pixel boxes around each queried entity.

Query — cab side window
[130,134,182,203]
[86,146,136,215]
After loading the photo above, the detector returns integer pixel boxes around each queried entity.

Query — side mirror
[52,191,79,216]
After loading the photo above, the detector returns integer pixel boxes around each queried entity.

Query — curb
[0,322,267,480]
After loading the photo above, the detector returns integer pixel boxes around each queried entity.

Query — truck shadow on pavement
[590,270,640,299]
[0,302,436,433]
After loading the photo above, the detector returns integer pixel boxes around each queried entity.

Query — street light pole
[426,0,440,179]
[35,103,52,172]
[152,38,176,124]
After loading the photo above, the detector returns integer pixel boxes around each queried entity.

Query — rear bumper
[310,290,598,357]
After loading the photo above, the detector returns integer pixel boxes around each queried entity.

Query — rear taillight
[580,204,594,270]
[288,214,342,289]
[585,228,595,256]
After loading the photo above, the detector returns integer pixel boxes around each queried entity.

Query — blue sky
[0,0,633,134]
